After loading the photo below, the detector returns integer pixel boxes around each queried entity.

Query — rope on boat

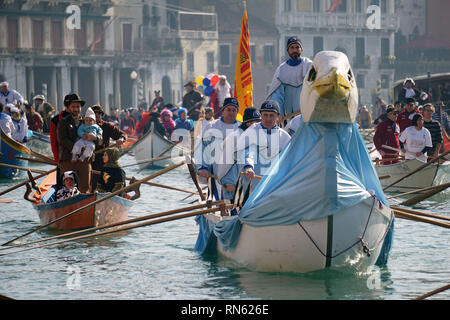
[296,196,393,260]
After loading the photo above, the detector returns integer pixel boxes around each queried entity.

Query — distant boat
[0,128,27,179]
[375,159,450,193]
[31,172,133,230]
[26,130,52,156]
[131,123,187,169]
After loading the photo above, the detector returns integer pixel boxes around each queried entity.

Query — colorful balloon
[203,77,211,86]
[210,74,219,87]
[195,75,204,86]
[204,86,214,96]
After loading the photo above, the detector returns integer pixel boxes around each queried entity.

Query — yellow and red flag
[233,5,253,122]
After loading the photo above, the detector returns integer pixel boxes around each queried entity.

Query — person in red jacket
[397,97,420,133]
[374,106,401,165]
[50,98,71,164]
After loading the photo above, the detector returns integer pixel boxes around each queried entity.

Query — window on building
[356,74,365,89]
[51,21,63,49]
[250,44,256,64]
[187,52,194,72]
[335,0,347,12]
[75,22,87,49]
[313,37,323,56]
[264,44,275,66]
[313,0,321,12]
[93,21,104,51]
[284,0,292,12]
[381,74,390,89]
[380,0,387,14]
[355,0,363,13]
[219,43,231,66]
[122,23,132,51]
[207,52,215,73]
[7,18,18,49]
[356,37,365,58]
[381,38,390,57]
[32,20,44,49]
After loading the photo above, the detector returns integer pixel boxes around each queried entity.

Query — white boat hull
[132,127,186,169]
[205,197,392,273]
[375,159,450,193]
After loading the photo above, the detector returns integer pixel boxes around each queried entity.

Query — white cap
[0,81,8,87]
[62,171,75,181]
[33,94,45,101]
[10,106,20,114]
[85,107,96,120]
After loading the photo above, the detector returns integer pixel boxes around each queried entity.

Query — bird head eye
[307,66,317,82]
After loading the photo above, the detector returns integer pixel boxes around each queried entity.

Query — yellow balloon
[195,76,204,86]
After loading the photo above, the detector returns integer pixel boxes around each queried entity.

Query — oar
[137,141,181,173]
[91,170,197,195]
[1,161,185,246]
[0,199,16,203]
[186,157,206,201]
[398,183,450,206]
[0,203,234,256]
[383,150,450,191]
[378,175,391,180]
[15,156,54,165]
[0,200,225,251]
[121,154,173,168]
[391,206,450,222]
[393,210,450,228]
[387,183,450,200]
[414,284,450,300]
[0,163,47,174]
[0,168,57,197]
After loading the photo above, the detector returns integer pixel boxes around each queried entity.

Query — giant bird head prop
[300,51,358,124]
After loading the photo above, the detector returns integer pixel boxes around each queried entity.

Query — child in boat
[71,107,103,162]
[96,147,126,193]
[56,171,81,201]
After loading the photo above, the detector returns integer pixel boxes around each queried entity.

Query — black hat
[91,104,104,115]
[405,97,416,104]
[63,93,85,107]
[242,107,261,123]
[286,36,302,50]
[184,81,195,87]
[222,97,239,110]
[386,106,396,114]
[260,100,280,114]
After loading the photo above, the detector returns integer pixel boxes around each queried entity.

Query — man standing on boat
[33,94,55,133]
[57,94,103,193]
[0,82,23,107]
[422,103,443,158]
[397,97,420,133]
[242,100,291,185]
[91,104,127,190]
[266,37,312,119]
[373,106,401,165]
[196,97,241,200]
[0,102,14,138]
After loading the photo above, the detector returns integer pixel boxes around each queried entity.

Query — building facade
[0,0,184,114]
[274,0,398,106]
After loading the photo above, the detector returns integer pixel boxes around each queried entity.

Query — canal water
[0,153,448,300]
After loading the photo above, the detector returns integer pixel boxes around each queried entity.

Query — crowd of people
[2,36,450,204]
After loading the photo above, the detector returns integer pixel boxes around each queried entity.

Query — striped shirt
[423,119,443,149]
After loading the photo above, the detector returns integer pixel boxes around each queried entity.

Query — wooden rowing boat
[31,172,133,230]
[375,159,450,193]
[0,128,27,179]
[131,123,187,169]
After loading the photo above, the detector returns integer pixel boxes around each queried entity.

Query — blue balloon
[204,86,213,96]
[203,78,211,86]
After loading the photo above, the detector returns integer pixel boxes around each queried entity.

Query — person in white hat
[71,107,103,162]
[9,105,28,143]
[32,94,55,133]
[0,82,24,107]
[56,171,81,202]
[0,102,15,138]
